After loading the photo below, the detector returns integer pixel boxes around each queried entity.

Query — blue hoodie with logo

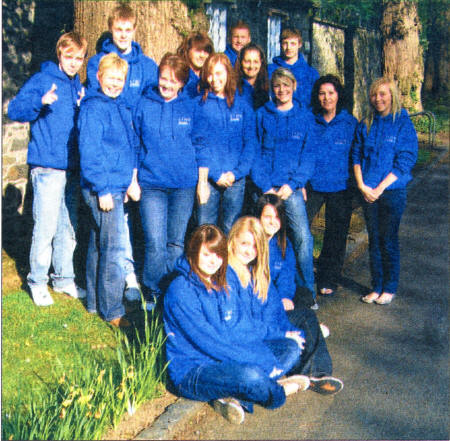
[310,109,358,193]
[86,39,158,109]
[352,109,418,190]
[78,89,138,196]
[251,100,316,193]
[227,265,304,341]
[269,236,297,301]
[164,258,283,387]
[184,69,202,99]
[8,61,83,171]
[134,87,200,189]
[268,54,319,109]
[193,92,257,183]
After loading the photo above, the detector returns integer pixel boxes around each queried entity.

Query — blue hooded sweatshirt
[352,109,418,190]
[164,258,283,387]
[238,78,269,111]
[227,265,303,341]
[269,236,297,301]
[8,61,83,171]
[78,89,137,196]
[193,92,257,183]
[86,39,158,109]
[268,54,319,109]
[134,87,200,189]
[184,69,202,99]
[251,100,316,193]
[224,44,238,67]
[310,109,358,193]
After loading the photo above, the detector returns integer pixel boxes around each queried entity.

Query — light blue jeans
[284,189,316,298]
[27,167,79,289]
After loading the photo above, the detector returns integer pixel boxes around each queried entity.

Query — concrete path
[138,154,449,440]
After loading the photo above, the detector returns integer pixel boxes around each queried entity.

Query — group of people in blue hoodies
[8,3,418,422]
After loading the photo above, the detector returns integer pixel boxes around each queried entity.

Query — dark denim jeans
[362,188,407,294]
[176,338,300,411]
[287,307,333,377]
[140,187,195,297]
[307,189,353,290]
[197,178,245,235]
[83,189,126,321]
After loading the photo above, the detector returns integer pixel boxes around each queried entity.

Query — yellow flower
[86,411,92,418]
[61,397,73,408]
[127,366,135,379]
[94,409,101,419]
[9,435,13,440]
[58,373,66,384]
[117,390,124,400]
[78,392,93,405]
[97,369,106,383]
[59,408,66,419]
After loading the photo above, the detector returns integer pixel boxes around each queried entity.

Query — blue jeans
[287,308,333,377]
[362,188,407,294]
[197,178,245,235]
[284,189,315,298]
[28,167,79,289]
[83,189,126,321]
[176,338,300,411]
[140,187,195,297]
[122,202,137,277]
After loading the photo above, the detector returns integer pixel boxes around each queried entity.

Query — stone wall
[311,20,382,120]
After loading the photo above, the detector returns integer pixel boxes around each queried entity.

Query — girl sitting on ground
[228,215,344,396]
[164,224,308,425]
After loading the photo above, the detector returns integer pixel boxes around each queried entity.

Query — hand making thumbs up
[42,83,58,105]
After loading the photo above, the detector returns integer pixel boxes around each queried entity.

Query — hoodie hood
[100,38,145,64]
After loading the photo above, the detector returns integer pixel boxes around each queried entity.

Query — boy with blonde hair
[79,53,140,327]
[8,32,88,306]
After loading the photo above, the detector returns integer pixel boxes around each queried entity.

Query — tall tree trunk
[381,0,424,112]
[73,1,207,82]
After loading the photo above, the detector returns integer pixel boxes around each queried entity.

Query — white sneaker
[213,398,245,424]
[278,374,311,392]
[30,285,54,306]
[320,323,330,339]
[53,283,86,299]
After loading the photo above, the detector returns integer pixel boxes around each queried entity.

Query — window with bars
[205,3,228,53]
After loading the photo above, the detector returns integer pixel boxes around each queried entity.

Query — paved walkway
[138,154,449,440]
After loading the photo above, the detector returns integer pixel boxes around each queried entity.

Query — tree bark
[381,0,424,112]
[73,1,208,82]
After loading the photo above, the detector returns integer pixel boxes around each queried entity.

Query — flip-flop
[374,293,395,305]
[361,292,380,303]
[319,288,334,296]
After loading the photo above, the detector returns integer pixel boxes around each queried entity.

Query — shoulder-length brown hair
[186,224,228,292]
[200,53,237,108]
[177,31,214,67]
[159,52,190,86]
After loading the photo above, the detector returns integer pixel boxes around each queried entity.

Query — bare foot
[361,292,380,303]
[374,292,395,305]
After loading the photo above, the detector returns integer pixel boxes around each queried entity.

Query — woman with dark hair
[177,31,214,98]
[353,77,418,305]
[164,224,306,425]
[134,53,204,308]
[236,43,269,110]
[194,53,257,234]
[307,74,358,297]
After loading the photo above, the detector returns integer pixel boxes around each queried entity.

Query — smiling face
[233,231,257,266]
[198,244,223,279]
[158,66,183,101]
[370,83,392,117]
[188,47,209,73]
[98,67,126,98]
[260,204,281,239]
[281,37,301,63]
[241,49,262,82]
[318,82,339,115]
[273,78,295,108]
[111,19,135,54]
[207,62,228,97]
[231,27,251,53]
[58,47,85,77]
